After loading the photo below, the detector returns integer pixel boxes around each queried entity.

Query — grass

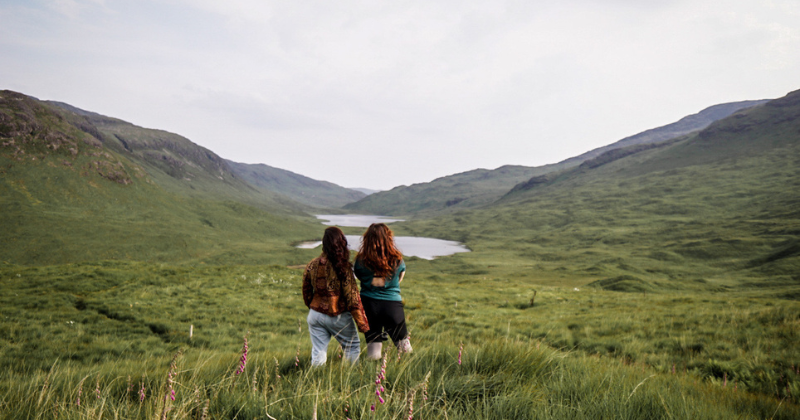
[2,89,799,418]
[1,261,798,419]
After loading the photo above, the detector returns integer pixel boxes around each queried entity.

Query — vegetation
[225,160,365,209]
[1,88,799,418]
[0,262,797,419]
[344,99,769,217]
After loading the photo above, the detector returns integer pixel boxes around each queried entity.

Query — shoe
[396,338,412,354]
[366,342,383,360]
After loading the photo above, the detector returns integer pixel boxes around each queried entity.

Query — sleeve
[353,258,370,281]
[301,262,314,309]
[342,269,370,333]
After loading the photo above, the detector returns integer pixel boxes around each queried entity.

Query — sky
[2,1,799,190]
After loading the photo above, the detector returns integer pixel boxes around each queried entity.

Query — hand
[372,277,385,287]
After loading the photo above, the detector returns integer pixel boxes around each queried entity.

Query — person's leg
[360,296,387,360]
[307,310,332,366]
[384,301,411,353]
[330,313,361,363]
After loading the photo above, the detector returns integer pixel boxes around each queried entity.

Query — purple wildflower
[458,343,463,366]
[408,390,416,420]
[236,334,249,375]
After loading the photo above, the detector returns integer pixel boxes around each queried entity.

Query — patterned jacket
[302,255,370,333]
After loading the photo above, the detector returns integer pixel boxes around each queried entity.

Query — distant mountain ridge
[344,99,771,216]
[45,100,361,211]
[558,99,771,166]
[225,160,365,208]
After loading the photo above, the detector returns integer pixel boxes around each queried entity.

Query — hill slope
[400,89,800,293]
[345,99,769,217]
[0,90,320,265]
[45,100,309,215]
[343,164,564,216]
[558,99,770,166]
[225,160,365,208]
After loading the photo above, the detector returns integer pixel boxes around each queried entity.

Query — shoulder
[305,255,326,271]
[353,257,366,270]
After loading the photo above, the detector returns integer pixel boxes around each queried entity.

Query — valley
[1,88,798,419]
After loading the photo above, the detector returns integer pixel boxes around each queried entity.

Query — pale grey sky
[2,0,798,190]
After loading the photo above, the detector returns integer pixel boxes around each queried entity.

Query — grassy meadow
[2,90,799,418]
[1,259,798,419]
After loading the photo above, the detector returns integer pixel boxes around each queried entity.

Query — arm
[398,259,406,283]
[342,270,370,333]
[301,263,314,308]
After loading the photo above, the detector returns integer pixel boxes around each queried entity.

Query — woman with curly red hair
[354,223,412,359]
[302,226,369,366]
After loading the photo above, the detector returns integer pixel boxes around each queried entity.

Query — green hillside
[398,89,800,294]
[0,90,321,265]
[1,88,799,419]
[344,100,769,216]
[45,100,309,216]
[343,164,567,216]
[225,160,365,209]
[558,99,770,166]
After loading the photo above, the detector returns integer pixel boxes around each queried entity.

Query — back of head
[322,226,352,281]
[357,223,403,276]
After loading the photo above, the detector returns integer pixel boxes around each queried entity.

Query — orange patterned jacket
[302,255,369,333]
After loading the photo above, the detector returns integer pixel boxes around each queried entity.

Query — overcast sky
[2,1,798,190]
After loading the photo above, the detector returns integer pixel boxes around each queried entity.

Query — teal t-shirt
[354,258,405,302]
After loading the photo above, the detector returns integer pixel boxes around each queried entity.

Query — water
[296,214,470,260]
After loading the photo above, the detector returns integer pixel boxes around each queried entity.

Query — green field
[0,261,798,419]
[2,89,799,418]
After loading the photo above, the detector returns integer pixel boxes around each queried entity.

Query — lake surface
[297,214,470,260]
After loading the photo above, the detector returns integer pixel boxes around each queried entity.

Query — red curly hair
[356,223,403,277]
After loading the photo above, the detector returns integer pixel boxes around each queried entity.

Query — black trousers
[361,295,408,344]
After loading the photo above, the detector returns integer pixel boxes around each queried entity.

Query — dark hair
[356,223,403,277]
[322,226,352,282]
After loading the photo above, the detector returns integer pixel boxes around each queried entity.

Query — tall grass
[1,335,796,419]
[1,262,798,418]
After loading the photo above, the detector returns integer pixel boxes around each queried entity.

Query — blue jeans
[307,309,361,366]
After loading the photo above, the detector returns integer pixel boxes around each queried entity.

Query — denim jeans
[307,309,361,366]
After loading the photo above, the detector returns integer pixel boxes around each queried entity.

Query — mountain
[350,187,380,196]
[224,160,365,208]
[558,99,771,166]
[344,99,770,217]
[1,90,320,265]
[44,100,308,215]
[401,89,800,293]
[343,164,564,216]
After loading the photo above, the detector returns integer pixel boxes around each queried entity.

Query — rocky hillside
[0,90,320,265]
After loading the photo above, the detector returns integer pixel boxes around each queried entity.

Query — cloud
[1,0,798,189]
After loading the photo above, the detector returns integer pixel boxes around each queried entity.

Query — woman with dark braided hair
[354,223,412,359]
[302,226,369,366]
